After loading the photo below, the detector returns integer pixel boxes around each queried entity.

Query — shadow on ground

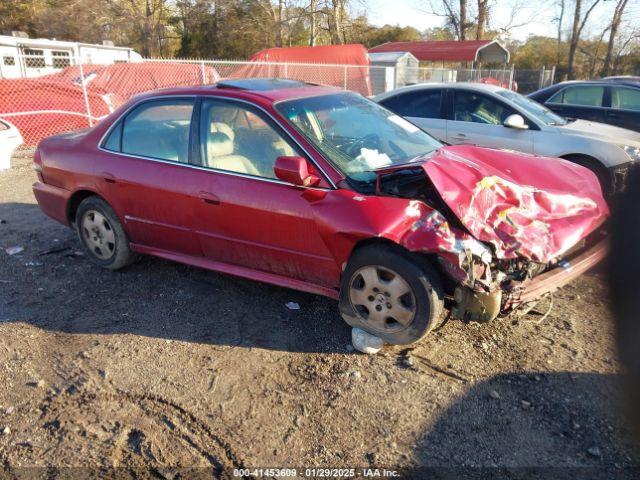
[0,202,349,354]
[402,371,640,479]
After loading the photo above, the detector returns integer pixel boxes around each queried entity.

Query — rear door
[545,85,606,123]
[446,89,534,153]
[98,97,202,256]
[607,85,640,132]
[377,88,447,141]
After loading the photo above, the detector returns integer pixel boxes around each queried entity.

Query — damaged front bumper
[502,236,608,309]
[448,234,608,322]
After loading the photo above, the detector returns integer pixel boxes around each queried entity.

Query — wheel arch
[345,236,441,272]
[559,153,611,195]
[66,189,107,226]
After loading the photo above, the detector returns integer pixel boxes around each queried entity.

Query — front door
[545,84,607,124]
[190,98,339,287]
[446,89,534,153]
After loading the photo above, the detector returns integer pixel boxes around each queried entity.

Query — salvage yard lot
[1,152,639,476]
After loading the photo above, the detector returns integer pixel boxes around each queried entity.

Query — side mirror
[274,156,320,187]
[503,114,529,130]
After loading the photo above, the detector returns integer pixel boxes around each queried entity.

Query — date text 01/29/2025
[232,468,400,477]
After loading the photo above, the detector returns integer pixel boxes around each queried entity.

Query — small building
[0,33,142,79]
[369,40,510,66]
[368,51,419,94]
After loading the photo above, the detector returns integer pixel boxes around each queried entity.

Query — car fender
[307,189,473,279]
[532,129,629,168]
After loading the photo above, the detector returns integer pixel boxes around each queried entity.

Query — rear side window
[103,122,122,151]
[380,90,443,119]
[611,87,640,111]
[120,99,194,163]
[549,86,604,107]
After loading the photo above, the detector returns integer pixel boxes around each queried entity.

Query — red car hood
[421,145,609,262]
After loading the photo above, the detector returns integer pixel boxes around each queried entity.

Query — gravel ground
[0,152,639,479]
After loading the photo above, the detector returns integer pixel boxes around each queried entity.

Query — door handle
[452,133,468,140]
[101,172,116,184]
[197,191,220,205]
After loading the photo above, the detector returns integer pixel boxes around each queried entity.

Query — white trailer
[0,34,142,79]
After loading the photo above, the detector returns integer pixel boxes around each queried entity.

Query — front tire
[75,196,136,270]
[339,244,444,345]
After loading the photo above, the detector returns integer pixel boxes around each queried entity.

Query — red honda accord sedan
[33,78,609,345]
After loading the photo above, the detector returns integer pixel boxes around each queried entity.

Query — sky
[361,0,617,43]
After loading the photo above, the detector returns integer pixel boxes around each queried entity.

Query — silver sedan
[374,82,640,195]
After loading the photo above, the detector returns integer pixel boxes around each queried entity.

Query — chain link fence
[0,55,554,148]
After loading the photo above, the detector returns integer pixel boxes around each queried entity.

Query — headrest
[207,122,234,157]
[210,122,235,141]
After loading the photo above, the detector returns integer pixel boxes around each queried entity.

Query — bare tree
[327,0,346,44]
[600,0,631,76]
[555,0,566,66]
[567,0,603,79]
[426,0,472,40]
[475,0,488,40]
[309,0,318,45]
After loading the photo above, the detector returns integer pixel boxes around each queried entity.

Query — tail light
[33,147,44,182]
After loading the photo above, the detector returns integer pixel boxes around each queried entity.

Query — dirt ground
[1,152,639,479]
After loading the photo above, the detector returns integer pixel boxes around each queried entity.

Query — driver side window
[199,100,299,179]
[453,91,517,125]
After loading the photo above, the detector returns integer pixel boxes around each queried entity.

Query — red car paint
[32,83,608,309]
[421,146,609,262]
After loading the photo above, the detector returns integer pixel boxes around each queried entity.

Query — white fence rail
[0,55,553,147]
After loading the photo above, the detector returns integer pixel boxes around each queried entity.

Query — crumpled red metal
[420,145,609,263]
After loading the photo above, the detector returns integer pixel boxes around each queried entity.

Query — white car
[374,83,640,195]
[0,119,23,170]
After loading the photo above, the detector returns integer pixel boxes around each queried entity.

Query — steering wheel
[345,133,382,158]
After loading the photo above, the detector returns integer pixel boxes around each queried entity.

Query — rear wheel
[339,244,444,345]
[75,196,136,270]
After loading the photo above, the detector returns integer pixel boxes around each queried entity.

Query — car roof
[551,79,640,89]
[130,78,342,104]
[374,81,507,99]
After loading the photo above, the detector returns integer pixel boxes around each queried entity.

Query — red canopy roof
[249,44,369,65]
[369,40,509,63]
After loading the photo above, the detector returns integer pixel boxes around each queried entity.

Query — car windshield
[275,93,442,178]
[497,90,568,126]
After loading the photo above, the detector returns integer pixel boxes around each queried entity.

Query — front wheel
[338,244,444,345]
[75,196,137,270]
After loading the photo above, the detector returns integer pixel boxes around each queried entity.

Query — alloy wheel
[348,265,416,333]
[81,210,116,260]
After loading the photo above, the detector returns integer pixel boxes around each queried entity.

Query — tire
[75,196,136,270]
[338,244,444,345]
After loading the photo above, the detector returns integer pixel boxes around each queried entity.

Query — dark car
[529,80,640,132]
[32,78,608,346]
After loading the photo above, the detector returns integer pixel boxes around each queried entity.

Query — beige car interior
[205,122,261,176]
[203,105,297,178]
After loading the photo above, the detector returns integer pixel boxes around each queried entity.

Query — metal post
[78,58,93,127]
[343,65,348,90]
[201,61,206,84]
[539,66,545,90]
[509,64,515,90]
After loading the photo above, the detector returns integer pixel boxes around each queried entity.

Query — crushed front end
[375,145,610,323]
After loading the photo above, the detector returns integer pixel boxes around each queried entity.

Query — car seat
[205,122,260,176]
